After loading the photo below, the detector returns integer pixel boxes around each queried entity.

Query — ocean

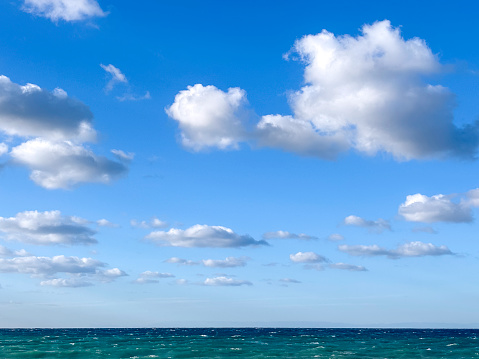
[0,328,478,358]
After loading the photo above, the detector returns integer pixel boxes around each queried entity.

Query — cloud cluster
[0,210,96,245]
[0,76,129,189]
[166,21,479,160]
[146,224,267,248]
[339,241,453,259]
[262,230,317,240]
[21,0,106,22]
[204,276,252,286]
[399,192,475,223]
[343,215,391,233]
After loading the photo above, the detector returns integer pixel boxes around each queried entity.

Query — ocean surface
[0,328,478,358]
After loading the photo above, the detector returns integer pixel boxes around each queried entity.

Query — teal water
[1,328,478,358]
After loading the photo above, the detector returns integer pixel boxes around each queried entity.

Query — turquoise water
[1,328,478,358]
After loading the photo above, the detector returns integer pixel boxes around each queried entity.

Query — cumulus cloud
[96,219,118,227]
[96,268,128,282]
[204,276,252,286]
[339,241,453,259]
[399,193,473,223]
[202,256,248,268]
[100,64,128,93]
[289,251,328,263]
[262,230,317,240]
[280,20,479,160]
[343,215,391,233]
[21,0,106,21]
[10,139,128,189]
[0,76,95,141]
[165,84,247,150]
[164,257,199,266]
[0,210,96,245]
[329,263,367,271]
[146,224,267,248]
[133,271,175,284]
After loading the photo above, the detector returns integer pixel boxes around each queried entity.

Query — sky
[0,0,479,328]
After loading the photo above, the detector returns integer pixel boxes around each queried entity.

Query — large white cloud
[10,139,127,189]
[165,84,247,150]
[21,0,106,22]
[399,193,473,223]
[339,241,453,259]
[0,210,96,245]
[0,76,95,142]
[343,215,391,233]
[204,276,252,286]
[281,20,478,160]
[146,224,267,248]
[289,251,328,263]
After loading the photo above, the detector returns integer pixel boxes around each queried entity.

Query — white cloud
[279,278,301,284]
[328,233,344,241]
[0,255,104,276]
[0,245,29,257]
[339,241,453,259]
[111,149,134,162]
[204,276,252,286]
[21,0,106,21]
[40,278,92,287]
[100,64,128,93]
[164,257,199,266]
[0,210,96,245]
[262,230,317,240]
[10,139,128,189]
[343,215,391,233]
[95,268,128,282]
[146,224,267,248]
[412,226,437,234]
[130,217,168,229]
[329,263,367,271]
[256,114,349,159]
[280,20,478,160]
[202,257,248,268]
[399,193,472,223]
[117,91,151,102]
[96,219,118,227]
[133,271,175,284]
[165,84,247,150]
[0,75,96,142]
[289,251,328,263]
[0,143,8,156]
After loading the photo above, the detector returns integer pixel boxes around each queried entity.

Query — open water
[0,328,478,358]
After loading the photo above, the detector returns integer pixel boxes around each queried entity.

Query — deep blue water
[1,328,478,358]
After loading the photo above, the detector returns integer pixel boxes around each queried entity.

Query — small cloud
[111,149,135,162]
[329,263,368,272]
[100,64,127,93]
[202,257,248,268]
[96,219,118,228]
[0,143,8,156]
[343,215,391,233]
[204,276,252,286]
[21,0,106,22]
[40,278,93,287]
[262,230,317,240]
[289,251,328,263]
[146,224,268,248]
[328,233,344,241]
[279,278,301,284]
[339,241,454,259]
[133,271,175,284]
[412,226,437,234]
[131,217,168,229]
[95,268,128,282]
[164,257,199,266]
[117,91,151,102]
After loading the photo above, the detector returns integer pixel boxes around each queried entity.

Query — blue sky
[1,0,479,327]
